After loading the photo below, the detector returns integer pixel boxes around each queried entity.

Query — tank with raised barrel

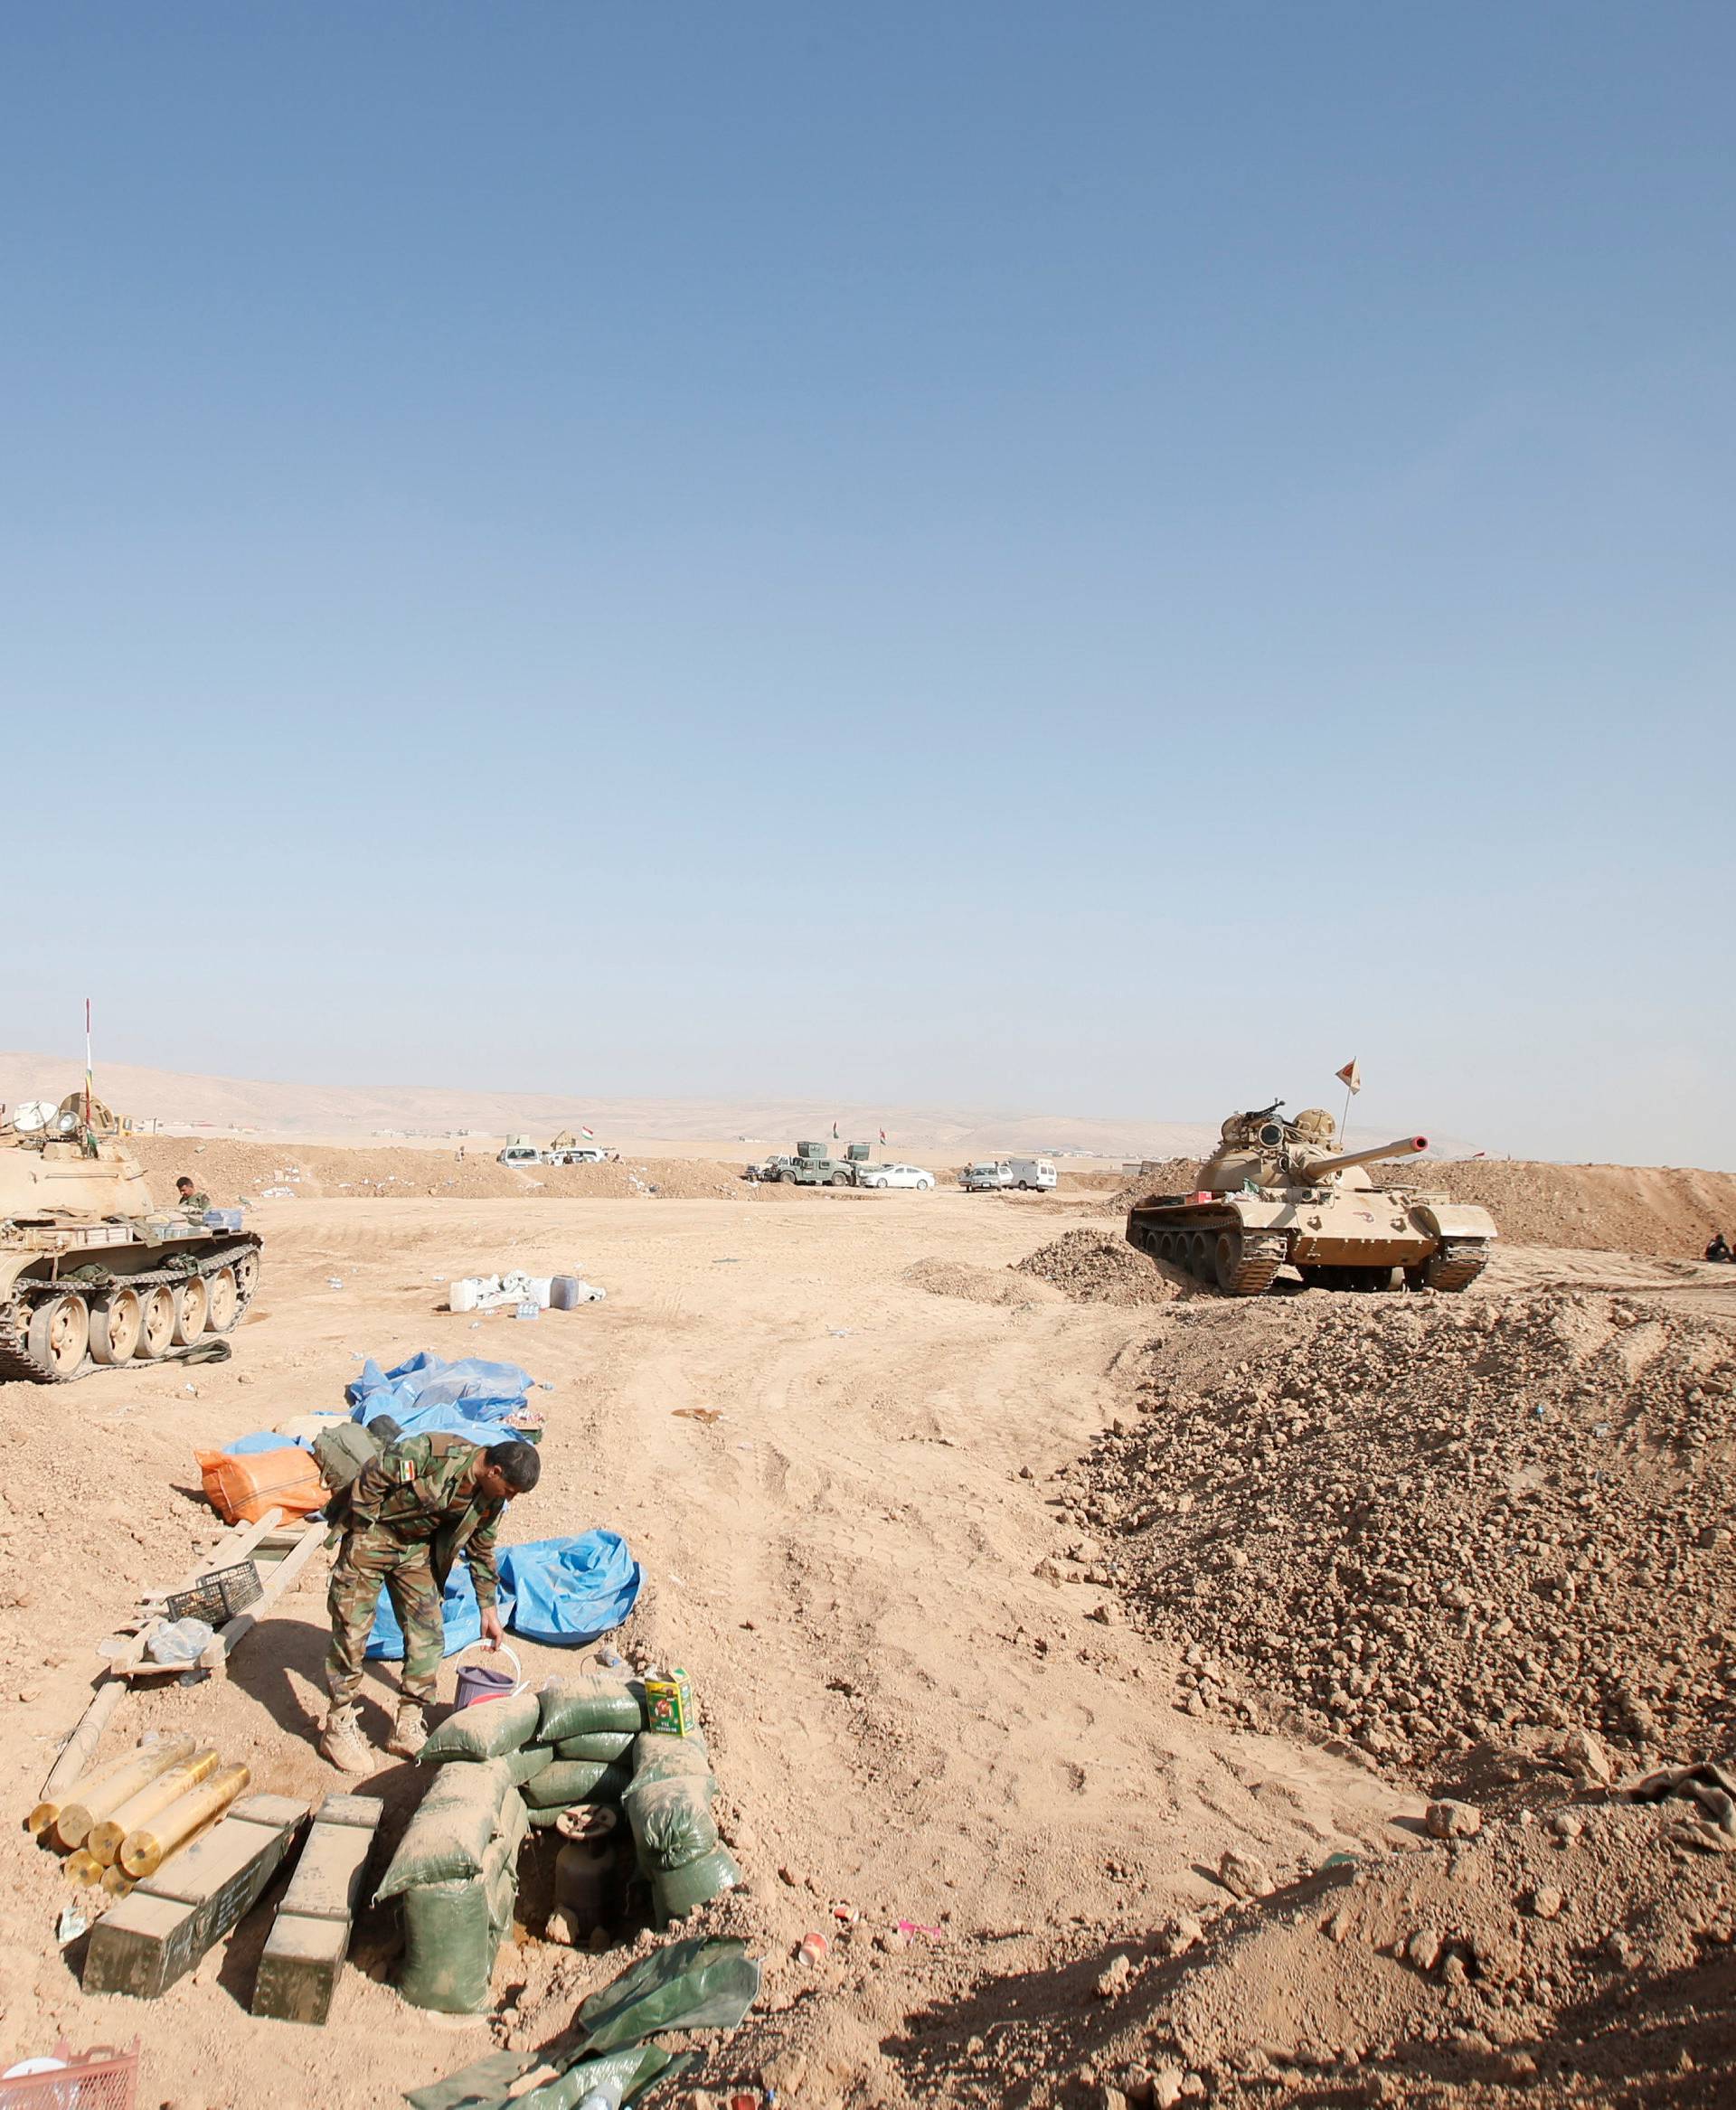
[0,1094,261,1382]
[1125,1100,1496,1296]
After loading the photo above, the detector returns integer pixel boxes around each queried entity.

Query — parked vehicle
[859,1163,936,1191]
[497,1140,545,1167]
[1005,1157,1057,1191]
[961,1157,1056,1192]
[742,1155,794,1182]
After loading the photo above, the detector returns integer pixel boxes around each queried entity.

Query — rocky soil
[1016,1230,1194,1307]
[1075,1288,1736,1784]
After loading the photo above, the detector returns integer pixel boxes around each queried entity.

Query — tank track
[1426,1239,1490,1294]
[1224,1232,1288,1297]
[0,1238,261,1385]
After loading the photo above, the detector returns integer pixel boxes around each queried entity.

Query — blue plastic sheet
[223,1431,305,1456]
[364,1560,517,1661]
[346,1351,534,1449]
[499,1532,642,1647]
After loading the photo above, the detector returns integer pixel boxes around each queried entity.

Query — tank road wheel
[1214,1230,1243,1293]
[26,1293,90,1380]
[89,1287,144,1365]
[137,1286,176,1359]
[172,1275,210,1345]
[1186,1232,1210,1278]
[205,1266,241,1333]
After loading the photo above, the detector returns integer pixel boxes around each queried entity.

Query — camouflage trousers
[326,1525,444,1708]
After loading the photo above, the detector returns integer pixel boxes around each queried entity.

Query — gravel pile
[902,1258,1063,1306]
[1077,1288,1736,1777]
[1014,1229,1191,1306]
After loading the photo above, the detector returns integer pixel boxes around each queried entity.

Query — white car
[861,1163,936,1191]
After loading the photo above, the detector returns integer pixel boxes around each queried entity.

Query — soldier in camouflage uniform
[320,1430,542,1773]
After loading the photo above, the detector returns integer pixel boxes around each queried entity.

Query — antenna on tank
[84,997,93,1129]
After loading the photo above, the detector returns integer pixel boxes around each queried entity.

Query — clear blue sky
[5,5,1731,1165]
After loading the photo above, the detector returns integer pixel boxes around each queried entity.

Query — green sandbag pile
[420,1676,650,1827]
[402,1672,741,1962]
[382,1766,530,2013]
[621,1730,741,1924]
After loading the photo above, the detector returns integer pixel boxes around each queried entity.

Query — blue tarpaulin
[365,1561,518,1660]
[346,1351,534,1449]
[499,1532,642,1647]
[223,1431,304,1456]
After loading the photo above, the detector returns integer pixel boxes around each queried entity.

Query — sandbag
[537,1674,646,1744]
[553,1729,636,1763]
[398,1835,519,2013]
[504,1744,557,1787]
[521,1759,631,1812]
[493,1777,530,1857]
[499,1533,642,1647]
[194,1445,326,1526]
[649,1845,743,1923]
[420,1690,540,1765]
[625,1776,718,1871]
[377,1760,514,1898]
[627,1733,713,1790]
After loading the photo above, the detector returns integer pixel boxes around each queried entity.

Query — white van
[1004,1157,1057,1191]
[961,1158,1056,1192]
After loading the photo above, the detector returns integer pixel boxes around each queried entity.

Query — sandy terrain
[3,1173,1732,2105]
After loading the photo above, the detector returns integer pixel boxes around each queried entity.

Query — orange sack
[194,1446,327,1525]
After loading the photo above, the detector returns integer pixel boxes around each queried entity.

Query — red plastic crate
[0,2039,140,2110]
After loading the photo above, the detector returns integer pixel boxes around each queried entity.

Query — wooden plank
[251,1794,382,2024]
[202,1521,330,1671]
[83,1799,309,2000]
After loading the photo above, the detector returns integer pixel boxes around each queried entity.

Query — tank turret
[1126,1097,1497,1298]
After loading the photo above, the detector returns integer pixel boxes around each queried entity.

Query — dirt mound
[1015,1229,1192,1306]
[1079,1288,1736,1780]
[901,1258,1063,1305]
[1372,1158,1736,1258]
[127,1135,761,1204]
[892,1797,1736,2108]
[1107,1158,1204,1210]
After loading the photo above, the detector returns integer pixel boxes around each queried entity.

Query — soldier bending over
[321,1432,541,1773]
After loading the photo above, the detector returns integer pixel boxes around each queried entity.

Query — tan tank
[0,1093,260,1382]
[1125,1100,1496,1296]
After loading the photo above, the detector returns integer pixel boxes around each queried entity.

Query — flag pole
[84,998,93,1126]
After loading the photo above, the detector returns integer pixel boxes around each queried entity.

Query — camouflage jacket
[346,1430,505,1609]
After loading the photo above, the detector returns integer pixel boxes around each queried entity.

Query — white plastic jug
[449,1278,479,1313]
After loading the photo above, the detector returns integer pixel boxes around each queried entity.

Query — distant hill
[0,1049,1484,1163]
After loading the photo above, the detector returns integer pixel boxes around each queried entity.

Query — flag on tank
[1335,1059,1362,1093]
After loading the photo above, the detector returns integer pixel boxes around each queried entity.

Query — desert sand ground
[2,1176,1732,2106]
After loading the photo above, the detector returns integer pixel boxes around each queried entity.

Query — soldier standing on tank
[174,1175,210,1211]
[320,1432,541,1773]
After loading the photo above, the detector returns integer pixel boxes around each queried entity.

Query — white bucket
[449,1278,479,1313]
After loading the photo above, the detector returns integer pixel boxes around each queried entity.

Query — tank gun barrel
[1297,1135,1429,1181]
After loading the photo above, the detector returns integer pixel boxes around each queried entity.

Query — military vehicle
[0,1094,261,1382]
[1125,1100,1496,1296]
